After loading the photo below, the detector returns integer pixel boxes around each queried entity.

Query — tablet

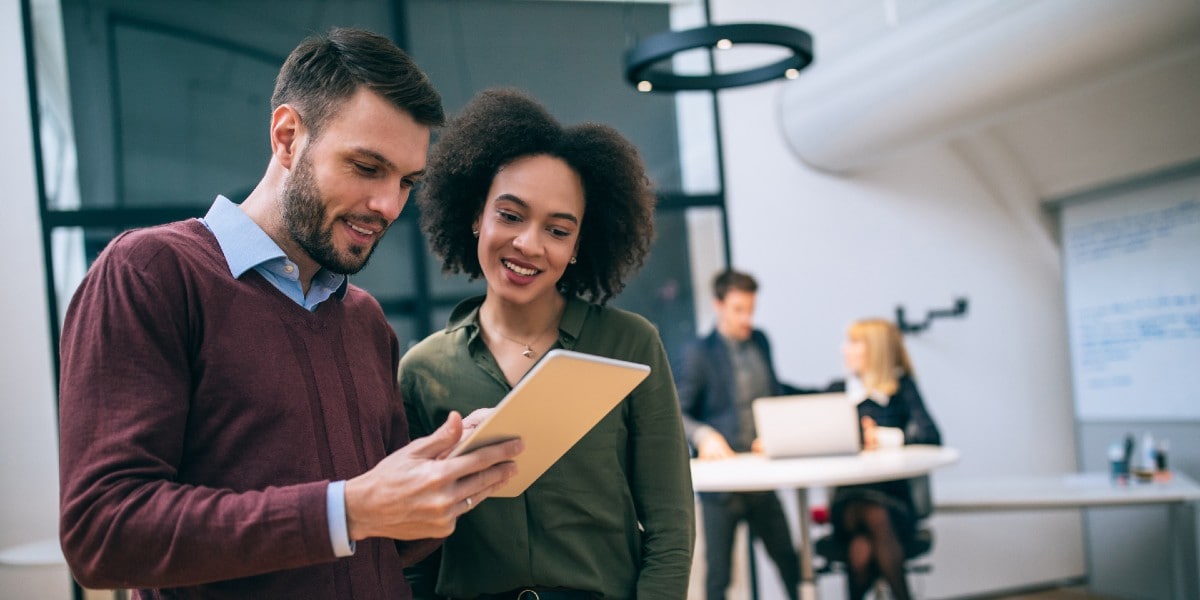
[448,348,651,497]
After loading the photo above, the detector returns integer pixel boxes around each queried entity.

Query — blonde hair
[847,318,914,397]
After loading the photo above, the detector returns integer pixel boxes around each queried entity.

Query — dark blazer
[676,329,789,453]
[827,375,942,446]
[828,374,942,532]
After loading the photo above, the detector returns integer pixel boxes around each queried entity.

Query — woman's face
[842,334,867,375]
[473,154,584,307]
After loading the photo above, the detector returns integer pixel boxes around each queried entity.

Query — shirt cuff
[326,481,356,557]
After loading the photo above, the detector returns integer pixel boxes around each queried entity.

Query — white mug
[875,427,905,450]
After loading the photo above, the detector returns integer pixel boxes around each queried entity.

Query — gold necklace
[492,323,558,359]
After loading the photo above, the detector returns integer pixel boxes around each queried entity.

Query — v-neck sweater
[58,219,436,598]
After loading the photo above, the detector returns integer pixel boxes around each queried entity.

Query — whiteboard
[1059,165,1200,420]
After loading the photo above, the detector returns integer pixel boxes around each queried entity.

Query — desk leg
[795,489,817,600]
[1169,500,1199,600]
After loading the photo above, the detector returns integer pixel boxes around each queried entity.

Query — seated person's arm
[900,378,942,445]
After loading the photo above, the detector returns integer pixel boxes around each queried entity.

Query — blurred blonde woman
[829,318,941,600]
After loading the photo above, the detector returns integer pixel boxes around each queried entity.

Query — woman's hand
[461,408,495,435]
[428,407,495,460]
[860,415,879,451]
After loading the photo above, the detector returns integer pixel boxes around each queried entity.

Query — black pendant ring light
[624,23,813,92]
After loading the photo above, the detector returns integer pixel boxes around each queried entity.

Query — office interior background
[2,0,1198,598]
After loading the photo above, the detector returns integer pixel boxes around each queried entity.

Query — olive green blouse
[400,295,694,599]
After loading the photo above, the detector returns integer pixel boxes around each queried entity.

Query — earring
[569,256,577,265]
[472,229,479,238]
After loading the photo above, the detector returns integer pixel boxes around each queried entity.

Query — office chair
[812,475,935,599]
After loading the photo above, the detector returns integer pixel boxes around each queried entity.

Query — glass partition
[28,0,728,371]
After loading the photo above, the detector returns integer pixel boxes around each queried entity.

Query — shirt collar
[717,331,745,348]
[846,375,891,407]
[445,294,585,350]
[202,195,347,297]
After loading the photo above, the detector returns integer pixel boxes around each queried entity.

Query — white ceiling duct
[780,0,1200,173]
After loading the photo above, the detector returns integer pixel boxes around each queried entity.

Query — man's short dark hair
[712,269,758,301]
[271,27,444,138]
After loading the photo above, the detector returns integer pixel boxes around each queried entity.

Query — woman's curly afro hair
[417,88,656,305]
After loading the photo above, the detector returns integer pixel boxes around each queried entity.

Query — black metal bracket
[896,297,969,334]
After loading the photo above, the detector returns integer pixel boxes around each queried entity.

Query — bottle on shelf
[1132,431,1157,482]
[1108,442,1129,485]
[1153,438,1172,482]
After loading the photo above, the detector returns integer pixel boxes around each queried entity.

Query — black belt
[476,589,594,600]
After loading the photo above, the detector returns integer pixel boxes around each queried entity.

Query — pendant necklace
[493,322,558,359]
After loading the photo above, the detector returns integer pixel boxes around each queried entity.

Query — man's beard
[280,151,386,275]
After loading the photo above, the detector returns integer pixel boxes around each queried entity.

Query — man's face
[280,88,430,275]
[714,289,756,342]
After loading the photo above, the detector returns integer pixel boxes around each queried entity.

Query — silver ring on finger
[464,496,474,511]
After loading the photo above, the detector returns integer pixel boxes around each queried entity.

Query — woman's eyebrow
[495,194,580,224]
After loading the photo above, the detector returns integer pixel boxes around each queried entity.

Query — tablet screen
[449,349,650,497]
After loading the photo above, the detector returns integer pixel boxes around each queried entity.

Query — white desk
[691,445,959,600]
[934,471,1200,511]
[933,472,1200,600]
[0,537,64,567]
[0,537,127,600]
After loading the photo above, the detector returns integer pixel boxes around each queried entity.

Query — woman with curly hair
[399,88,694,600]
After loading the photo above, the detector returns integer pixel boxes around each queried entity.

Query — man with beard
[56,28,522,599]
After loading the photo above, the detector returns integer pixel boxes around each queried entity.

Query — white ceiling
[776,0,1200,199]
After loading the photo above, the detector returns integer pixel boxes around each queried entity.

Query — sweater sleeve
[57,238,334,590]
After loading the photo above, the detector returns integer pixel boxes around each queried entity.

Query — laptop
[752,393,862,458]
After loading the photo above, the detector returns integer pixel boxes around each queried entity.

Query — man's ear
[270,104,305,169]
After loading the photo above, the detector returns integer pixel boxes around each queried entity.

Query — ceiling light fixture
[624,23,813,92]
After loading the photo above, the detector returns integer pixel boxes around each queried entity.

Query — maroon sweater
[58,220,435,598]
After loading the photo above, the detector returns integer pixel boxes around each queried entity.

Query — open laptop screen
[752,393,861,458]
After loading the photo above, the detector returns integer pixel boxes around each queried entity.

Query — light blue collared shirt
[200,195,355,557]
[201,195,347,310]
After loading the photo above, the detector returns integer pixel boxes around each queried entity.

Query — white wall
[0,1,72,598]
[707,0,1200,596]
[708,1,1091,597]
